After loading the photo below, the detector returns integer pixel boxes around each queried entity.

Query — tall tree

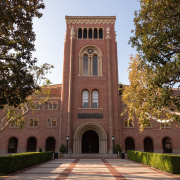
[0,0,45,107]
[123,0,180,129]
[0,63,54,132]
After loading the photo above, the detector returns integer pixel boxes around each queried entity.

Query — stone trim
[73,122,107,154]
[65,16,116,24]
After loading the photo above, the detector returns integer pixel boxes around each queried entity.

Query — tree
[123,0,180,130]
[0,63,54,132]
[0,0,45,107]
[122,55,180,131]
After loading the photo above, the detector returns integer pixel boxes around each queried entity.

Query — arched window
[83,28,87,39]
[94,28,98,39]
[92,91,98,108]
[27,137,37,152]
[93,55,98,76]
[47,119,52,127]
[34,119,38,127]
[88,28,92,39]
[29,119,33,127]
[8,137,18,153]
[83,55,88,75]
[82,90,89,108]
[125,137,135,152]
[99,28,103,39]
[78,28,82,39]
[144,137,154,152]
[163,137,172,153]
[52,119,57,127]
[53,102,58,110]
[49,102,53,110]
[79,46,102,76]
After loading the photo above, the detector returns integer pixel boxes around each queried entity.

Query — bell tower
[60,16,120,155]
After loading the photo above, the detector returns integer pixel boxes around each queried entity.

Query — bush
[115,144,122,154]
[0,151,53,175]
[59,144,66,153]
[127,150,180,174]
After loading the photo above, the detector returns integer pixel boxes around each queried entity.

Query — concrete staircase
[64,153,117,158]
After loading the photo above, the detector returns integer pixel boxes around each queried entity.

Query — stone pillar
[106,27,113,153]
[67,27,75,153]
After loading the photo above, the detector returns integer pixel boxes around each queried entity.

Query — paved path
[2,158,180,180]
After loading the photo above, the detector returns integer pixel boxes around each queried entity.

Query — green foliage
[127,150,180,174]
[59,144,66,153]
[0,0,45,107]
[115,144,122,154]
[124,0,180,127]
[0,152,53,174]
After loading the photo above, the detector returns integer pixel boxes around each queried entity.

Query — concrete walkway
[2,158,180,180]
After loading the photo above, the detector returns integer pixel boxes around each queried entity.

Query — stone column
[67,26,75,153]
[106,27,113,153]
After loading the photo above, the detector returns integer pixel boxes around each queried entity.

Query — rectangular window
[93,56,98,76]
[83,56,88,75]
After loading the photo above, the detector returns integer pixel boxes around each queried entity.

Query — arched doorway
[73,122,107,154]
[82,130,99,153]
[144,137,154,152]
[46,137,55,152]
[27,137,37,152]
[125,137,135,152]
[163,137,172,153]
[8,137,18,153]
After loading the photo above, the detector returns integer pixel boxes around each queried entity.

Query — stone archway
[73,122,107,154]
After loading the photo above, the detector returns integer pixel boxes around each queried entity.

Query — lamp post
[112,136,115,154]
[66,136,69,154]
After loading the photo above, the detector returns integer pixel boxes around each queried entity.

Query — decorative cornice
[65,16,116,25]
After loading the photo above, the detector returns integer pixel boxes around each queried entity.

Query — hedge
[0,151,53,174]
[127,150,180,174]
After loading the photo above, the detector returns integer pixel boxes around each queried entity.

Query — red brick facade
[0,16,179,154]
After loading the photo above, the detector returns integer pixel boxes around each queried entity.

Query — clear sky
[32,0,141,85]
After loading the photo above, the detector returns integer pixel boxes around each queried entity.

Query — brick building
[0,16,179,155]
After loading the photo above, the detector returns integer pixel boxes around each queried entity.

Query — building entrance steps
[64,153,117,158]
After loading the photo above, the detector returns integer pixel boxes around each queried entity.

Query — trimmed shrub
[0,151,53,175]
[115,144,122,154]
[127,150,180,174]
[59,144,66,153]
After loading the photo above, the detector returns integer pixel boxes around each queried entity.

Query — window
[146,121,152,128]
[92,91,98,108]
[49,102,53,110]
[53,102,58,110]
[29,118,39,128]
[83,28,87,39]
[83,55,88,76]
[78,28,82,39]
[36,102,40,110]
[11,120,19,127]
[82,90,89,108]
[99,28,103,39]
[88,28,92,39]
[94,28,98,39]
[123,103,127,110]
[77,28,103,39]
[47,118,57,128]
[161,123,170,128]
[93,55,98,76]
[124,119,134,127]
[79,46,102,76]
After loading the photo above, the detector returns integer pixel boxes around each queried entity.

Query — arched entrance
[82,130,99,153]
[46,137,55,152]
[27,137,37,152]
[8,137,18,153]
[144,137,154,152]
[163,137,172,153]
[125,137,135,152]
[73,122,107,154]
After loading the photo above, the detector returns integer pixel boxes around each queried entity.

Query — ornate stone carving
[70,26,75,39]
[66,16,116,25]
[106,26,111,39]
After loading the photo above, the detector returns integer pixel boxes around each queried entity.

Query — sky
[32,0,141,85]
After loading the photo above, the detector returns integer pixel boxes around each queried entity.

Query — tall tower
[60,16,120,154]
